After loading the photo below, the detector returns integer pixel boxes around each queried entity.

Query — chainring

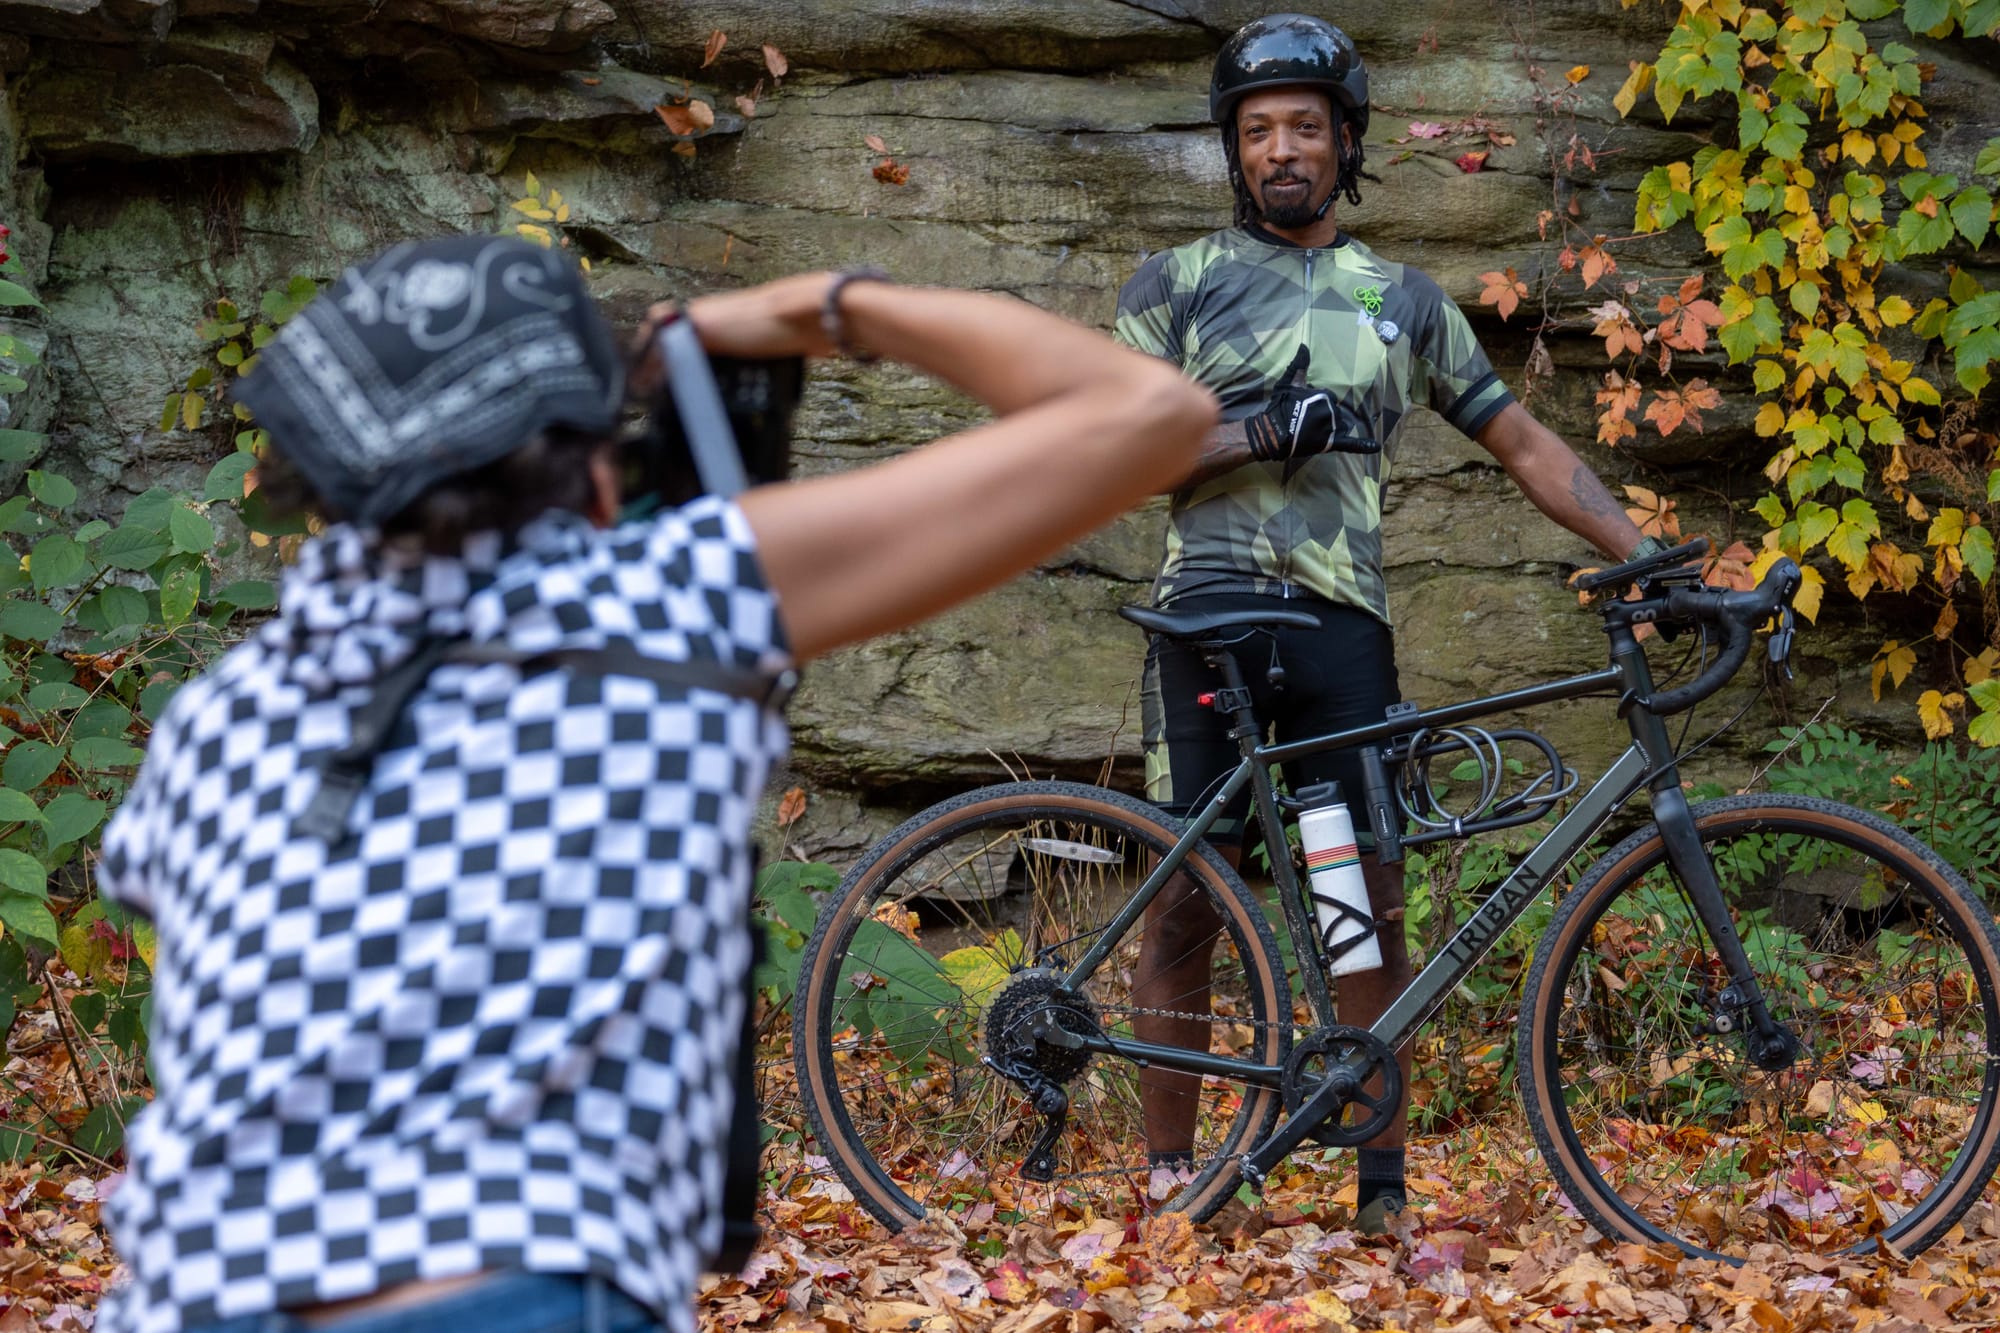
[1281,1024,1402,1148]
[983,967,1101,1085]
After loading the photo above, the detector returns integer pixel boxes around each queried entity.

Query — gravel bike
[793,539,2000,1259]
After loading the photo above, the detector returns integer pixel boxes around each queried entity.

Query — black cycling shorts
[1139,592,1400,848]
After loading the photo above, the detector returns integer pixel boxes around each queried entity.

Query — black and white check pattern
[96,499,790,1333]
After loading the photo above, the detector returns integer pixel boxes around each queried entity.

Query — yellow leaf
[1905,144,1927,168]
[1965,647,2000,685]
[1842,130,1876,166]
[1566,64,1591,84]
[523,169,541,197]
[555,203,571,223]
[515,223,553,245]
[1878,295,1914,327]
[546,189,563,209]
[1919,690,1960,740]
[510,200,555,219]
[1855,1100,1889,1125]
[181,390,203,431]
[1754,402,1785,436]
[1613,62,1655,118]
[1793,564,1825,622]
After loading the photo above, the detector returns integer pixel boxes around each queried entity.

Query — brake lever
[1768,606,1797,681]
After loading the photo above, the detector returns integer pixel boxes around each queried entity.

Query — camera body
[624,332,806,510]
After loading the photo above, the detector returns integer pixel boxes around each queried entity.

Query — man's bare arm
[1475,402,1645,560]
[1162,419,1258,492]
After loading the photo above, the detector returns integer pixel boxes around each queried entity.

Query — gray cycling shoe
[1352,1193,1408,1237]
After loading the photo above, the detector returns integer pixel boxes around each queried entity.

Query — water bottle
[1295,781,1383,975]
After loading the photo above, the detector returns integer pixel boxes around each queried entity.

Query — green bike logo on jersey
[1353,285,1384,316]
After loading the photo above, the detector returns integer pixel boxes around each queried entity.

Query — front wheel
[1522,793,2000,1259]
[794,781,1291,1231]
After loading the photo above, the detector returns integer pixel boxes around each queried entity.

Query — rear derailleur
[981,967,1102,1182]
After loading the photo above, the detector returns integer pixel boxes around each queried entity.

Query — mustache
[1263,172,1309,186]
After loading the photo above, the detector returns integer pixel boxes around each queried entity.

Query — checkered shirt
[95,498,791,1333]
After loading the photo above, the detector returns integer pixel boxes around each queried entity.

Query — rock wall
[2,0,1994,859]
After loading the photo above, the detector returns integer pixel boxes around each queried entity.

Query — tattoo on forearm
[1568,464,1625,522]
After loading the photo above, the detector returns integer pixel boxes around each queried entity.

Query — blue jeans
[183,1270,662,1333]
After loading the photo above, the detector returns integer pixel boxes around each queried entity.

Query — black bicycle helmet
[1210,13,1369,137]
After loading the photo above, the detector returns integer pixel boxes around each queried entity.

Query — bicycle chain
[1097,1002,1288,1031]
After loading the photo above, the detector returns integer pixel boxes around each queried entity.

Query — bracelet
[821,265,892,363]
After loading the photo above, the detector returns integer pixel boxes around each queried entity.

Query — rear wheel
[795,781,1290,1230]
[1522,793,2000,1259]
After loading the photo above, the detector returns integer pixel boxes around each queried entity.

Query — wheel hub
[984,967,1101,1085]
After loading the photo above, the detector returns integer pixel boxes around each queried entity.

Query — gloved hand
[1244,346,1379,473]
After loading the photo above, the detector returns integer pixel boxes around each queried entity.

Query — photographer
[94,237,1213,1333]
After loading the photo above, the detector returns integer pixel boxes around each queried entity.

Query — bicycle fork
[1648,780,1803,1070]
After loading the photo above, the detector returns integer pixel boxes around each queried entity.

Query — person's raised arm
[676,274,1216,661]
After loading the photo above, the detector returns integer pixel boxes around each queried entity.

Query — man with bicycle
[1116,12,1660,1233]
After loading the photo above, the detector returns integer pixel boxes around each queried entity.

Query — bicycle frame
[1053,615,1797,1184]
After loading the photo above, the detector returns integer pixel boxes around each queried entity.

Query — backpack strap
[294,638,796,842]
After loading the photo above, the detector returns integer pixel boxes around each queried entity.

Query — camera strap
[657,317,750,499]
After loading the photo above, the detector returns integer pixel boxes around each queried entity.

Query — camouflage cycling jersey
[1114,226,1514,625]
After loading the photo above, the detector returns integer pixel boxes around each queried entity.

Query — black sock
[1356,1147,1405,1208]
[1149,1149,1196,1169]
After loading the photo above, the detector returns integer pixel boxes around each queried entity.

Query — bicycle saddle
[1119,603,1323,640]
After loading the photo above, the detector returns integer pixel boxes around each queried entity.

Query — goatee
[1261,198,1319,228]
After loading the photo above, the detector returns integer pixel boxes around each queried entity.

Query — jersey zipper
[1278,247,1317,592]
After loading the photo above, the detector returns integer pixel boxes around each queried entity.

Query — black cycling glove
[1243,346,1380,469]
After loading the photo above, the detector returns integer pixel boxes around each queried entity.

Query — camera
[623,319,805,510]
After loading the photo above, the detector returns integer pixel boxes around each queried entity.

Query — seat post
[1199,646,1264,752]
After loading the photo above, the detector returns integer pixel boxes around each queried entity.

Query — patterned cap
[234,235,624,526]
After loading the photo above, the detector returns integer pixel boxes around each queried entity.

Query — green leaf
[74,1097,145,1159]
[1798,502,1840,552]
[95,525,170,572]
[107,1001,143,1055]
[1845,0,1897,16]
[122,488,176,534]
[40,793,105,846]
[1904,0,1953,32]
[1754,494,1788,527]
[0,790,44,826]
[67,736,144,772]
[1978,138,2000,179]
[1826,521,1872,569]
[214,579,276,610]
[215,342,244,368]
[1790,282,1821,319]
[138,677,180,720]
[67,990,105,1034]
[167,505,215,555]
[0,851,46,898]
[68,700,128,740]
[1988,468,2000,504]
[24,681,87,712]
[1754,359,1787,393]
[1956,325,2000,394]
[0,894,57,950]
[1951,187,1995,250]
[72,520,109,544]
[0,431,43,463]
[0,279,40,309]
[202,453,257,502]
[1964,525,1997,586]
[27,532,84,594]
[0,601,61,641]
[97,584,149,628]
[1831,448,1866,491]
[25,471,75,511]
[158,563,200,626]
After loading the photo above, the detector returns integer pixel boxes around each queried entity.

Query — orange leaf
[762,43,789,79]
[1579,243,1616,289]
[656,100,715,135]
[872,158,910,185]
[864,133,889,155]
[671,140,697,159]
[1644,391,1687,436]
[777,786,807,827]
[1477,268,1528,321]
[1455,150,1489,173]
[1676,274,1704,304]
[1914,195,1938,218]
[702,28,727,67]
[1566,64,1591,83]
